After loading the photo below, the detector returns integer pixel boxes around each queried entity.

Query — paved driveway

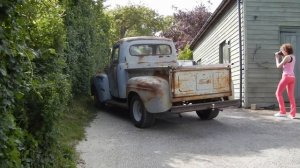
[77,107,300,168]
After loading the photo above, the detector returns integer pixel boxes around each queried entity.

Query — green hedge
[0,0,110,167]
[64,0,111,95]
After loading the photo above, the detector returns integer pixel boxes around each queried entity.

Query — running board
[105,100,128,109]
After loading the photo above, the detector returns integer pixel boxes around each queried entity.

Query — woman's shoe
[274,112,287,117]
[288,114,295,119]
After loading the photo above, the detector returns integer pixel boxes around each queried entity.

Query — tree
[161,4,211,51]
[107,5,165,43]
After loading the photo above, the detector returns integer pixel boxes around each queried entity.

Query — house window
[219,40,230,64]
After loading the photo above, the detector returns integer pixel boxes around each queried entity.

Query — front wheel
[93,93,105,109]
[196,109,219,120]
[130,95,155,128]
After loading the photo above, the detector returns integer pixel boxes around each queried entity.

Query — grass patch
[57,96,98,167]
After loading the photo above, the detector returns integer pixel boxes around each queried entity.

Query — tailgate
[171,65,232,102]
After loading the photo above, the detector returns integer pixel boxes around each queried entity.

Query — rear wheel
[130,95,155,128]
[196,109,219,120]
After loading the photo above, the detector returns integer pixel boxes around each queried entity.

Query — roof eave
[190,0,236,50]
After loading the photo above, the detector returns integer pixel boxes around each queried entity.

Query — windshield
[129,44,172,56]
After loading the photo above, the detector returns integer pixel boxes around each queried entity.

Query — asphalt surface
[76,107,300,168]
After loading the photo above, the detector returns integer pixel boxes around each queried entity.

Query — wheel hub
[133,100,142,122]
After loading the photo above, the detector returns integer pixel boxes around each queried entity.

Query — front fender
[93,73,111,103]
[127,76,172,113]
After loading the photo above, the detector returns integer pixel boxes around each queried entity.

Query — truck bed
[171,64,232,102]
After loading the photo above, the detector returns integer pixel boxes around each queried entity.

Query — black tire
[196,109,219,120]
[93,93,105,109]
[129,95,155,128]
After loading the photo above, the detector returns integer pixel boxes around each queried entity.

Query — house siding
[193,2,245,102]
[245,0,300,106]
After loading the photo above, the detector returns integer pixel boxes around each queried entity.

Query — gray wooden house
[190,0,300,108]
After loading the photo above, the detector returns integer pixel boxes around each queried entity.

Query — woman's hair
[280,43,294,55]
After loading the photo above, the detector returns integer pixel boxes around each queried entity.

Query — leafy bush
[0,0,72,167]
[178,44,193,60]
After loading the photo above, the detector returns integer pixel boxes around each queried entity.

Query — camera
[275,51,283,56]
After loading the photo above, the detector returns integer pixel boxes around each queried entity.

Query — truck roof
[117,36,172,43]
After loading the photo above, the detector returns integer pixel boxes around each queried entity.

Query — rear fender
[127,76,172,113]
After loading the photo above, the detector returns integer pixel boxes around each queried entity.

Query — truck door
[108,45,120,97]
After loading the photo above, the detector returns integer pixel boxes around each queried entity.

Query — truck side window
[112,46,119,63]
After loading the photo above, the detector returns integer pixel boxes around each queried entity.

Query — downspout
[237,0,243,107]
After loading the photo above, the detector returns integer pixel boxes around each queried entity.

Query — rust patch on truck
[198,79,212,85]
[128,77,165,101]
[136,82,161,95]
[212,72,231,93]
[153,70,169,81]
[138,56,145,63]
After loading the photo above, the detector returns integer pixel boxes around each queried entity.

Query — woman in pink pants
[274,43,296,119]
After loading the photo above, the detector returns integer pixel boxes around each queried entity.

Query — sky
[103,0,223,16]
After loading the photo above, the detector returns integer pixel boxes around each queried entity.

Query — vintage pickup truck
[91,36,239,128]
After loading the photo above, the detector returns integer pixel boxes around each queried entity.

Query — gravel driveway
[77,107,300,168]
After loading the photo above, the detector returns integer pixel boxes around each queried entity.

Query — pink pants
[276,74,296,117]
